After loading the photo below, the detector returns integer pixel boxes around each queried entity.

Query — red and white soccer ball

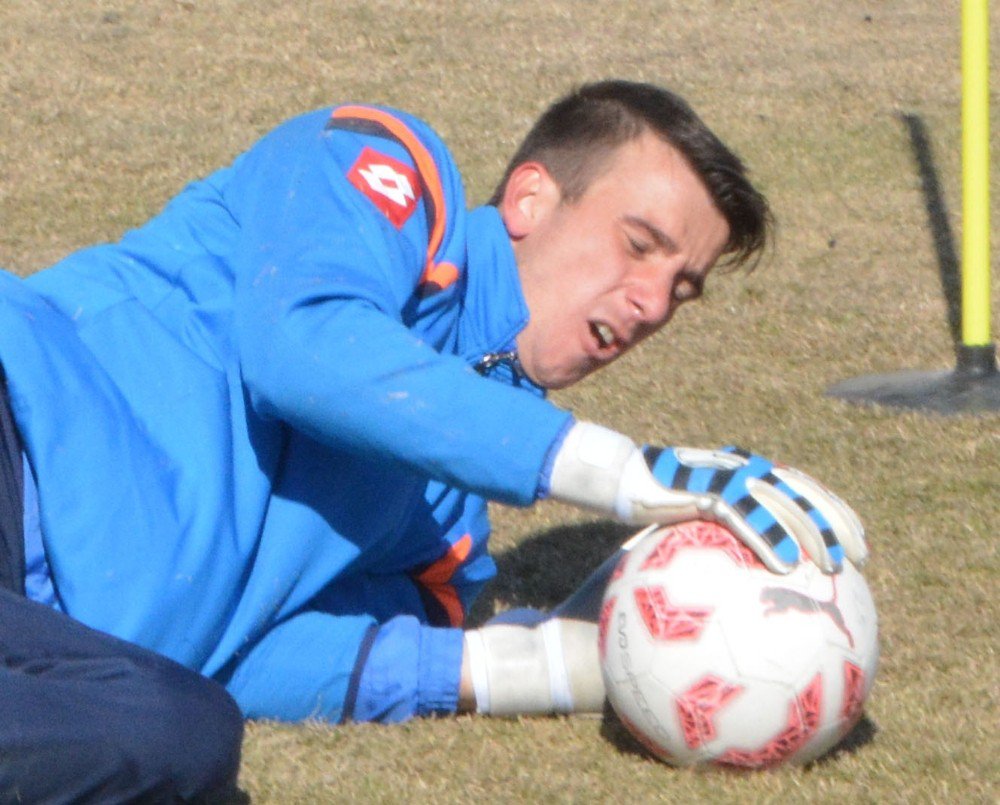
[599,520,878,768]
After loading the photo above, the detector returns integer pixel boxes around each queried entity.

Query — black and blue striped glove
[548,422,867,575]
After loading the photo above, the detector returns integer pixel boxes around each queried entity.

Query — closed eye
[627,235,652,257]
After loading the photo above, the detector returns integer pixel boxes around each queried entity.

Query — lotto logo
[347,146,422,228]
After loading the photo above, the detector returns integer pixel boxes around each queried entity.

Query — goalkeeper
[0,80,867,727]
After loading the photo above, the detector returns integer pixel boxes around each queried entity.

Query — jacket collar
[459,205,544,395]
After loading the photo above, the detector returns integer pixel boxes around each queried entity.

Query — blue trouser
[0,369,244,803]
[0,589,244,803]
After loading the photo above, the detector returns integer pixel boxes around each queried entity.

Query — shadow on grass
[899,112,961,345]
[812,714,880,763]
[474,519,636,620]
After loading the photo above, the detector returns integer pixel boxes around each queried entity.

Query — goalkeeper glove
[547,422,868,575]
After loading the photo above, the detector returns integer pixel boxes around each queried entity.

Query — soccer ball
[599,520,878,768]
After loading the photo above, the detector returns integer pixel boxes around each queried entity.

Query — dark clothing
[0,371,23,595]
[0,375,243,803]
[0,590,243,803]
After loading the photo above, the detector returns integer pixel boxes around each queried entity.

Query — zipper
[474,349,525,378]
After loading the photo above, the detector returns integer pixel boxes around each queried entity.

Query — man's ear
[499,162,560,240]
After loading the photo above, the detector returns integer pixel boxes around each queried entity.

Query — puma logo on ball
[760,584,854,648]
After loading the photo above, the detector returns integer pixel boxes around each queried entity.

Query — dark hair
[489,80,772,271]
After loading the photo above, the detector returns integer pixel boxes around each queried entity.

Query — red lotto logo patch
[347,146,422,228]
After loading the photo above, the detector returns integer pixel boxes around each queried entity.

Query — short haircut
[489,80,772,270]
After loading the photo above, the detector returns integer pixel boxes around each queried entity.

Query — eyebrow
[622,215,679,252]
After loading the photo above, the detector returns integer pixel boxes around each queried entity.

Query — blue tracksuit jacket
[0,104,572,722]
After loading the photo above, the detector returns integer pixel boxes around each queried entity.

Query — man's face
[503,131,730,390]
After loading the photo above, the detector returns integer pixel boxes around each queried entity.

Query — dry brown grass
[2,1,998,801]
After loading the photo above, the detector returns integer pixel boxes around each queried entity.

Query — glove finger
[722,445,778,472]
[725,459,843,570]
[674,446,748,471]
[641,448,735,519]
[708,466,804,570]
[771,475,844,568]
[685,463,727,494]
[772,466,869,567]
[709,499,797,574]
[644,448,798,571]
[746,477,840,573]
[713,450,839,571]
[721,445,753,460]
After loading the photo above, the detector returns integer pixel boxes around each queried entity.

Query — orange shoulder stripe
[331,105,452,289]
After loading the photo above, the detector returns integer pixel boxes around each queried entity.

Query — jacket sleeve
[222,478,493,723]
[228,109,570,506]
[223,610,464,724]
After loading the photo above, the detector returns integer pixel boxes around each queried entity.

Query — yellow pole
[962,0,992,346]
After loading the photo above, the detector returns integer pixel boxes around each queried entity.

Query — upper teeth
[595,323,614,347]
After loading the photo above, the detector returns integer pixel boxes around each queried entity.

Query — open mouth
[591,321,617,350]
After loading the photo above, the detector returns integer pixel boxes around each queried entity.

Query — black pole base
[826,344,1000,415]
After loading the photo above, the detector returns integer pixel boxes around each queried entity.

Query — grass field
[2,1,998,801]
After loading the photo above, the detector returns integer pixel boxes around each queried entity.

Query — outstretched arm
[547,422,868,574]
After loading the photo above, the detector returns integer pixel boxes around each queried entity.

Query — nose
[627,269,674,328]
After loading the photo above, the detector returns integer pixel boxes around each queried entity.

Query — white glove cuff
[548,422,638,514]
[464,621,588,716]
[541,620,574,713]
[463,629,493,714]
